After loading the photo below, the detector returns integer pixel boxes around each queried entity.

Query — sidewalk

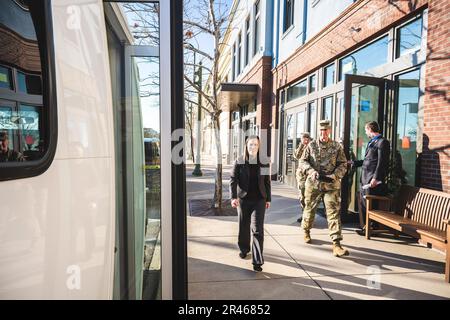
[186,164,450,300]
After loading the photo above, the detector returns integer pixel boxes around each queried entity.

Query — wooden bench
[365,185,450,282]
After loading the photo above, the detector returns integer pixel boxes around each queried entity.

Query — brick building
[271,0,449,219]
[208,0,275,164]
[213,0,449,215]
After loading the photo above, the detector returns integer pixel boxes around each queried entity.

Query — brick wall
[240,56,273,155]
[272,0,427,87]
[421,0,450,192]
[271,0,450,192]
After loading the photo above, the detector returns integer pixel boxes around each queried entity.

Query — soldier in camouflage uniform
[299,120,349,257]
[294,132,311,223]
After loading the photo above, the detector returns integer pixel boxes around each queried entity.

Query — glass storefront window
[308,74,316,93]
[321,96,333,120]
[323,64,335,88]
[396,69,420,186]
[339,97,344,142]
[396,17,423,58]
[296,110,305,147]
[287,79,307,102]
[308,101,316,139]
[285,114,294,175]
[339,35,389,81]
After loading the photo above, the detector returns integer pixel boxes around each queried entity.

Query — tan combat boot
[332,241,349,257]
[304,231,311,244]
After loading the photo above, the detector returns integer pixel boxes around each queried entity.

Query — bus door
[105,0,185,300]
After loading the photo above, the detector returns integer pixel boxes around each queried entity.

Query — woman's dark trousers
[238,199,266,266]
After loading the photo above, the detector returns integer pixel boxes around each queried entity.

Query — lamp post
[192,61,203,176]
[185,32,203,175]
[349,55,357,75]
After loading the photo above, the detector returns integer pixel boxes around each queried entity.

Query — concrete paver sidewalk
[186,164,450,300]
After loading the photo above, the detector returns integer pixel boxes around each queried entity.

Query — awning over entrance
[219,83,258,111]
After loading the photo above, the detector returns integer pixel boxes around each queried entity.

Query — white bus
[0,0,186,299]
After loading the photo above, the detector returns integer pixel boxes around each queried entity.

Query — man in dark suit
[350,121,390,235]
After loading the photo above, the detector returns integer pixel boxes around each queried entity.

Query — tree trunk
[212,115,222,208]
[190,130,195,161]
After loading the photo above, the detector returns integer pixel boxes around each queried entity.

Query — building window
[287,79,307,102]
[308,74,316,93]
[17,71,42,95]
[339,35,389,81]
[237,32,242,74]
[323,64,335,88]
[396,16,423,58]
[245,16,251,66]
[321,96,333,120]
[396,69,420,186]
[231,44,236,80]
[0,0,56,179]
[308,101,316,139]
[283,0,295,33]
[253,0,260,57]
[296,110,305,147]
[0,66,13,90]
[285,113,294,174]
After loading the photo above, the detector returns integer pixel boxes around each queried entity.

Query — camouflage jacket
[299,139,347,190]
[294,143,308,184]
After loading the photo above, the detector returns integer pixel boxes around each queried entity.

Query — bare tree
[121,0,231,208]
[184,0,231,208]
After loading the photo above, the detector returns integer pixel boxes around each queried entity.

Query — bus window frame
[0,0,58,181]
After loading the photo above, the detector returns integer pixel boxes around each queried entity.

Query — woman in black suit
[230,135,271,272]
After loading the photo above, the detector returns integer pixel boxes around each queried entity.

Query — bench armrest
[365,195,393,212]
[443,218,450,225]
[365,195,393,202]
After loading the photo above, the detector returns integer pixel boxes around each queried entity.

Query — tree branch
[184,20,214,35]
[183,75,215,108]
[184,44,214,61]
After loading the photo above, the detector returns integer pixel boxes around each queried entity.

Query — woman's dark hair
[244,135,260,164]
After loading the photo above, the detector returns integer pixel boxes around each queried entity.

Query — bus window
[0,0,57,179]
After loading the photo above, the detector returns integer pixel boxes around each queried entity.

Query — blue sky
[185,0,234,72]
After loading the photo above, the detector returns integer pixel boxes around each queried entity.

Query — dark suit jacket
[229,158,271,202]
[354,136,390,185]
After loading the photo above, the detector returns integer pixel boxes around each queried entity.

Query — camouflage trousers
[298,181,306,208]
[301,179,343,242]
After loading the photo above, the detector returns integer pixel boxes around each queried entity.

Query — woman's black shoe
[239,252,247,259]
[253,265,262,272]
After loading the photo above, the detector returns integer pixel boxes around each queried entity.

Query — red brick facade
[421,0,450,192]
[240,55,273,153]
[271,0,450,192]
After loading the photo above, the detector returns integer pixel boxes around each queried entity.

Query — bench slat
[367,185,450,282]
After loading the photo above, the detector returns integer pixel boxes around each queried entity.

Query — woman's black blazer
[229,157,271,202]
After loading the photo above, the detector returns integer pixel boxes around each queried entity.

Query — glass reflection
[0,0,44,162]
[339,36,389,80]
[397,17,423,58]
[396,69,420,186]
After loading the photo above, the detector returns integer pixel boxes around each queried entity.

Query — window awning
[219,83,258,111]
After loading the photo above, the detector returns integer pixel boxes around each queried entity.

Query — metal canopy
[219,83,258,111]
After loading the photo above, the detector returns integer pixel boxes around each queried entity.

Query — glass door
[106,0,184,300]
[127,47,161,300]
[284,113,295,186]
[342,75,392,221]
